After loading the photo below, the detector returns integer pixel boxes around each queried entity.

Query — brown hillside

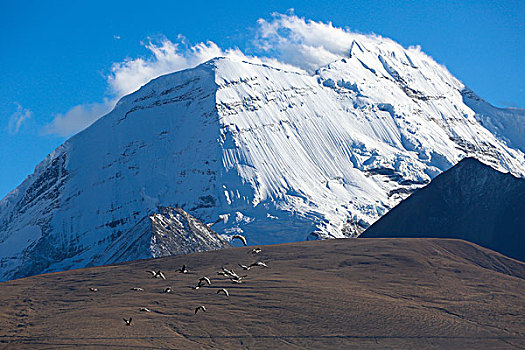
[0,238,524,349]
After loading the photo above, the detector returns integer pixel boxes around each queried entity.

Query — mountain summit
[1,35,524,280]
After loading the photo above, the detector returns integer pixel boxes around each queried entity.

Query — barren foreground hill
[0,238,524,349]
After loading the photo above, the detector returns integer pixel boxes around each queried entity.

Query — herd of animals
[87,235,266,326]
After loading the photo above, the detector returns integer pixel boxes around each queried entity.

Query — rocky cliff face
[1,33,524,280]
[90,207,230,265]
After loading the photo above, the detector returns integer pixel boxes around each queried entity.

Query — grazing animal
[178,265,188,274]
[250,261,269,268]
[232,234,247,246]
[238,264,252,271]
[248,248,262,254]
[199,277,211,285]
[147,270,166,280]
[123,318,133,326]
[89,287,98,292]
[195,305,207,314]
[130,287,144,291]
[139,307,151,312]
[217,288,230,296]
[164,287,173,293]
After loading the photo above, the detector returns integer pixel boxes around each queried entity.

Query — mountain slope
[361,158,525,261]
[462,87,525,152]
[1,34,525,280]
[90,207,231,266]
[0,238,524,349]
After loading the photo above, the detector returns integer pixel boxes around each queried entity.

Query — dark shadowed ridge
[361,158,525,262]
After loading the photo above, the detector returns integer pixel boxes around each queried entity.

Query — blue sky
[1,0,524,198]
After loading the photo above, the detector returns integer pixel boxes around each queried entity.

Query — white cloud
[106,14,381,99]
[8,103,32,134]
[44,38,229,137]
[106,36,303,98]
[254,13,379,72]
[43,99,115,137]
[107,37,224,97]
[45,13,369,137]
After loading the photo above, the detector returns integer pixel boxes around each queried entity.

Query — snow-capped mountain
[1,34,524,280]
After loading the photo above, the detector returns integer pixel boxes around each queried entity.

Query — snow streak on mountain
[1,33,524,280]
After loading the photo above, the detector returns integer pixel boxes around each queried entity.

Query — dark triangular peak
[361,158,525,262]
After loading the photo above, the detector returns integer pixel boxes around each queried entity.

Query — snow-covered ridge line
[1,34,524,281]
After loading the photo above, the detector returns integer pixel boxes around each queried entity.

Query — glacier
[1,34,524,280]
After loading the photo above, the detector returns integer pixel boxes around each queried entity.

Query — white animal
[221,267,240,279]
[238,264,252,271]
[217,288,229,297]
[147,270,166,279]
[250,261,269,268]
[199,276,211,285]
[195,305,207,314]
[229,275,246,284]
[232,235,247,246]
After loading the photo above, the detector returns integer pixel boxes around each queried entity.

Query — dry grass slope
[0,238,524,349]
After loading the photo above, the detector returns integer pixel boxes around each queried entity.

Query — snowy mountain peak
[1,37,524,280]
